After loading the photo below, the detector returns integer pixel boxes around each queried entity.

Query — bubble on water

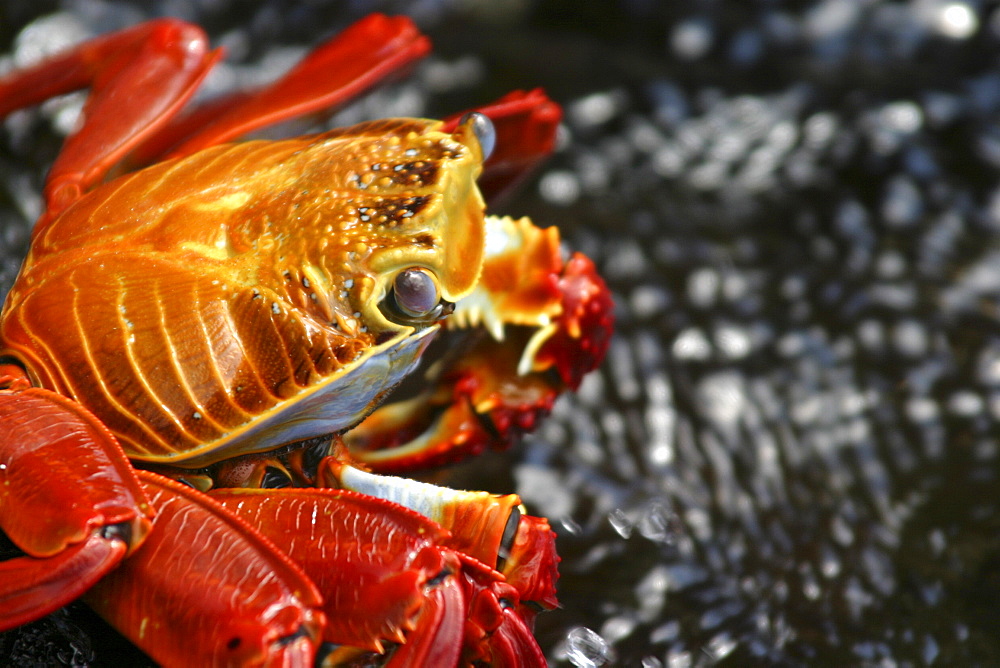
[565,626,612,668]
[906,396,939,424]
[892,319,928,358]
[631,284,671,319]
[560,515,583,536]
[881,176,923,227]
[930,2,978,39]
[666,647,693,668]
[568,91,626,128]
[687,267,720,308]
[878,100,923,135]
[696,372,748,428]
[948,390,983,417]
[976,344,1000,385]
[636,565,670,622]
[650,620,680,644]
[923,634,940,664]
[714,324,752,359]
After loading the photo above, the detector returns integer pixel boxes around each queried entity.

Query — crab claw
[533,251,615,389]
[0,388,153,631]
[345,216,614,472]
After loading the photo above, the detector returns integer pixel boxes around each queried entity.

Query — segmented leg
[210,480,550,667]
[0,388,153,630]
[0,19,221,223]
[85,471,324,666]
[150,14,432,161]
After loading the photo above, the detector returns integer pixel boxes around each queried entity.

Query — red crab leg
[322,462,559,604]
[208,486,464,665]
[317,461,555,664]
[143,14,432,163]
[0,19,222,224]
[0,387,153,630]
[210,482,549,667]
[345,218,614,473]
[86,470,324,666]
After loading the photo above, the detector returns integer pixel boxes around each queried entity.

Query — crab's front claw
[0,387,153,630]
[87,471,324,666]
[533,251,616,389]
[346,215,613,472]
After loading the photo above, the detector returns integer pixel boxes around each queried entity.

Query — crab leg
[319,461,555,664]
[0,13,556,217]
[0,387,153,630]
[86,470,324,666]
[0,19,222,223]
[0,14,431,226]
[345,216,614,472]
[151,14,432,162]
[209,486,464,665]
[321,462,558,600]
[211,476,550,667]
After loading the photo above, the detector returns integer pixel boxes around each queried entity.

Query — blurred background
[3,1,1000,665]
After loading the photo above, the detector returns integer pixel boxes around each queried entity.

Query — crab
[0,14,612,666]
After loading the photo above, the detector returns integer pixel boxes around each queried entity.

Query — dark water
[3,1,1000,665]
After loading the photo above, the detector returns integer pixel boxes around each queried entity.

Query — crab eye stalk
[460,111,496,161]
[382,267,451,325]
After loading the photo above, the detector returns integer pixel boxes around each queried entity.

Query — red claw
[348,240,614,473]
[537,252,616,390]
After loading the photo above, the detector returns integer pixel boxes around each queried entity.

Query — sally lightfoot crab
[0,14,612,666]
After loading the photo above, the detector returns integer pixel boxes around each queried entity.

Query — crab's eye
[383,267,450,324]
[460,111,496,161]
[393,268,439,317]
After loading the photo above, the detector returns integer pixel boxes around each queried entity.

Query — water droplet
[565,626,612,668]
[608,508,634,538]
[638,500,678,543]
